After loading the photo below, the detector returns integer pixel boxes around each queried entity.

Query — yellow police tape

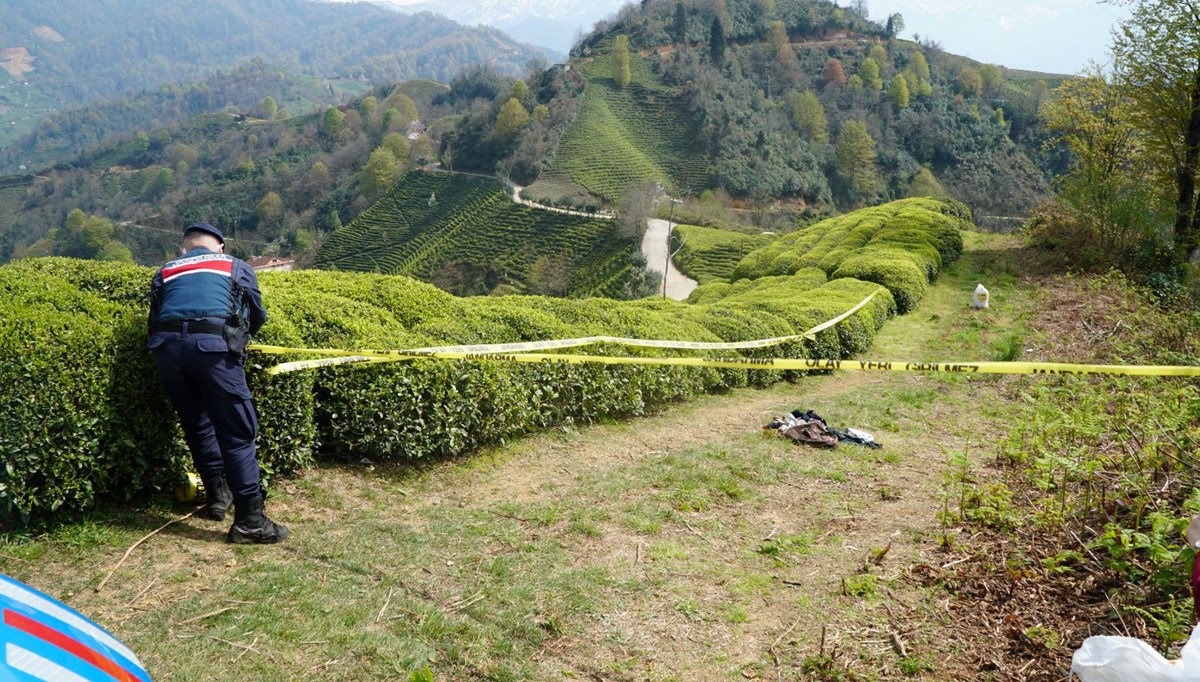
[400,289,881,355]
[245,286,1200,378]
[247,288,880,373]
[250,345,1200,377]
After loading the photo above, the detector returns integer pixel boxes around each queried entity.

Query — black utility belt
[156,319,226,335]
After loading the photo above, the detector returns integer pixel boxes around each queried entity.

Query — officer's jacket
[147,247,267,338]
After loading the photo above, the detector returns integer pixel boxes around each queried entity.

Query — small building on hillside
[246,256,295,272]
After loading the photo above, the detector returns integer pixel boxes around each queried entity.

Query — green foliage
[1110,0,1200,261]
[907,168,947,199]
[360,148,401,203]
[984,274,1200,643]
[1033,69,1171,272]
[258,96,278,121]
[834,120,879,201]
[788,90,828,143]
[889,74,910,109]
[859,57,883,91]
[322,108,346,141]
[54,210,122,261]
[316,171,634,298]
[958,67,983,97]
[0,0,542,167]
[673,224,773,284]
[495,98,530,141]
[730,198,967,313]
[553,54,708,201]
[611,35,632,87]
[0,199,940,522]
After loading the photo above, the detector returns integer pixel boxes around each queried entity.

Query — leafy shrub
[731,198,967,312]
[0,200,941,522]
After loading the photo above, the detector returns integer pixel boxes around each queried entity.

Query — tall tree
[674,1,688,43]
[361,147,400,202]
[905,51,932,98]
[256,191,284,231]
[612,35,632,87]
[322,107,345,141]
[766,20,788,52]
[835,120,879,199]
[710,16,726,64]
[822,58,847,88]
[958,67,983,97]
[907,167,946,198]
[868,44,888,74]
[56,209,116,259]
[979,64,1003,97]
[860,57,883,90]
[1111,0,1200,261]
[258,96,278,120]
[790,90,828,143]
[889,74,910,109]
[495,97,530,140]
[1041,69,1162,255]
[511,79,530,102]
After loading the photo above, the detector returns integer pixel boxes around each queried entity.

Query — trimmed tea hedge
[730,197,968,312]
[673,224,774,285]
[315,171,631,298]
[0,198,967,522]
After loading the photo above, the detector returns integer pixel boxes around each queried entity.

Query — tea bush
[730,198,966,312]
[0,197,968,521]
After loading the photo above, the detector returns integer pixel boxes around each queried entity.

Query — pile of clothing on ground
[763,409,882,449]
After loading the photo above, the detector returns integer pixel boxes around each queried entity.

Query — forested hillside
[0,0,545,160]
[445,0,1059,221]
[0,0,1085,305]
[0,77,462,266]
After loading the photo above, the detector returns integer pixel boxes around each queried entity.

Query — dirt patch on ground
[0,47,35,78]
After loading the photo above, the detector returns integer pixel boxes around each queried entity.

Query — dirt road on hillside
[643,217,698,300]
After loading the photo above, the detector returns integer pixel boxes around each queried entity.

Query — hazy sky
[868,1,1132,74]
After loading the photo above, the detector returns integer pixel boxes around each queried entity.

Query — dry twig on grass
[96,511,196,592]
[177,606,238,625]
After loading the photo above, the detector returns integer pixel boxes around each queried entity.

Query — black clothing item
[199,472,233,521]
[790,409,826,425]
[227,496,289,544]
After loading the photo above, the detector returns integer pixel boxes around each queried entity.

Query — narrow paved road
[642,218,698,300]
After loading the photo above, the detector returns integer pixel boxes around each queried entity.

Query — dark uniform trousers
[149,324,261,500]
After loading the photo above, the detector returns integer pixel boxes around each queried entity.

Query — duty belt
[156,319,225,335]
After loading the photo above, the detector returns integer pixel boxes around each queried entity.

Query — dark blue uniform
[147,246,268,501]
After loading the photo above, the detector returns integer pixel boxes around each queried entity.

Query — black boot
[227,495,289,544]
[198,472,233,521]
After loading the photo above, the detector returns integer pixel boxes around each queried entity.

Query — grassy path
[1,233,1038,681]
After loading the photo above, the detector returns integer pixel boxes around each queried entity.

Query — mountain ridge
[0,0,549,152]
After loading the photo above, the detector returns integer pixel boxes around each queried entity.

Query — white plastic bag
[1071,624,1200,681]
[972,283,990,309]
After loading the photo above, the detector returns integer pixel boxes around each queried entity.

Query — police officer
[147,222,287,544]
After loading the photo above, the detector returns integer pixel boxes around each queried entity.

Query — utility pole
[662,197,681,299]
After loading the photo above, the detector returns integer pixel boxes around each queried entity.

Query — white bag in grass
[972,283,990,308]
[1071,625,1200,681]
